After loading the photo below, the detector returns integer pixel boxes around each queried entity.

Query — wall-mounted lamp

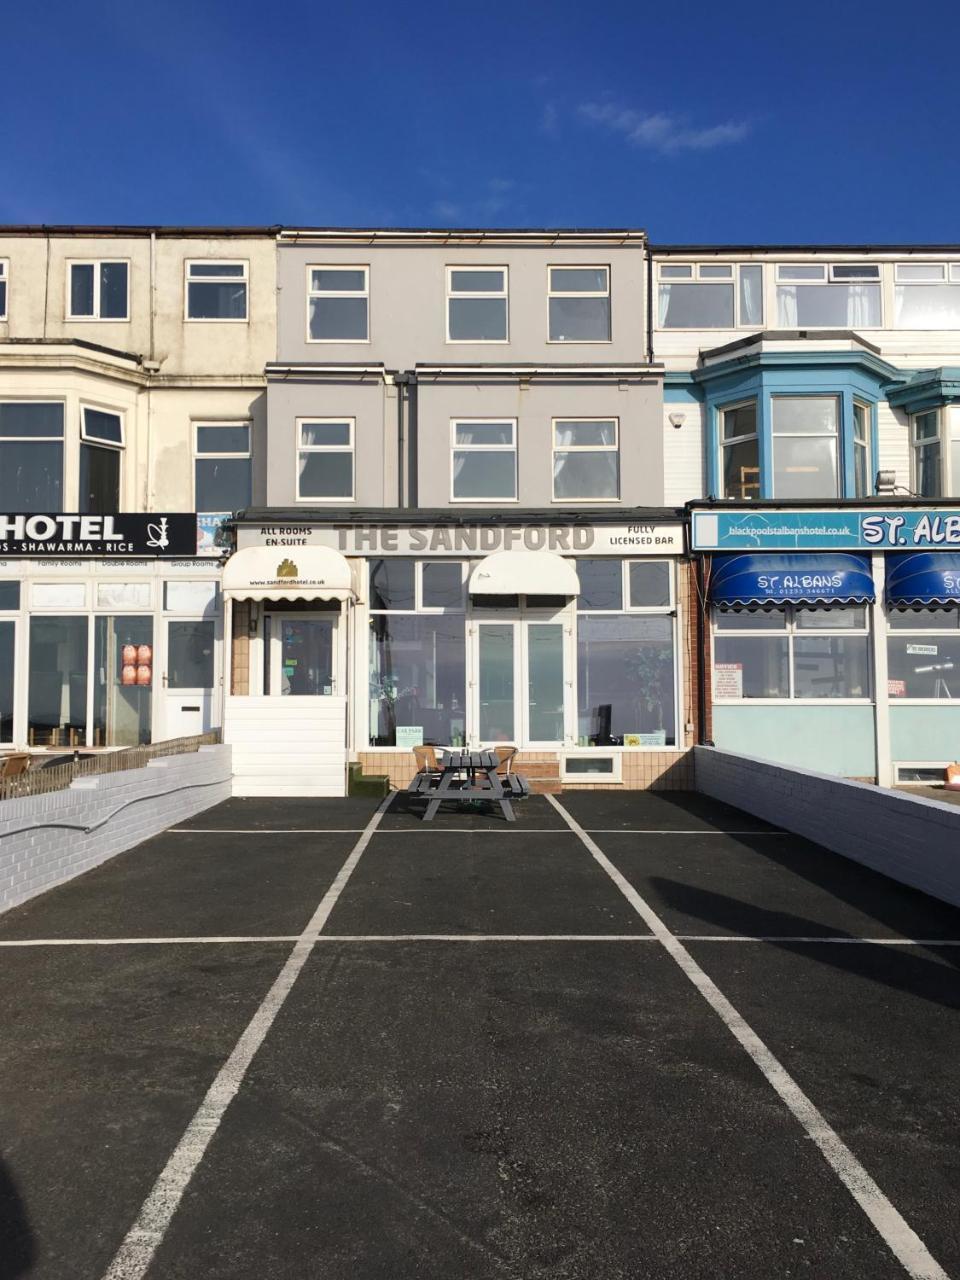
[668,411,686,430]
[875,470,898,495]
[248,601,260,636]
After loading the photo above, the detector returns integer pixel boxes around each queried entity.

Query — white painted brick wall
[695,745,960,908]
[0,745,232,914]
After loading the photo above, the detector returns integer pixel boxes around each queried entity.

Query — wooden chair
[490,745,518,776]
[408,744,443,794]
[0,753,31,780]
[486,745,529,798]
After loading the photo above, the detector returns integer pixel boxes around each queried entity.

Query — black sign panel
[0,514,199,557]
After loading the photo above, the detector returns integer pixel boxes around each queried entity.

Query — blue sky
[5,0,958,241]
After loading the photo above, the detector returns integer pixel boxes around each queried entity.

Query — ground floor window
[713,606,871,700]
[577,615,676,745]
[0,621,13,742]
[28,616,89,747]
[368,614,466,746]
[887,607,960,699]
[93,616,153,746]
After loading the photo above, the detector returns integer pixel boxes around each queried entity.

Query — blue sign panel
[692,508,960,551]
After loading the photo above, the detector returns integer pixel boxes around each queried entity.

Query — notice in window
[714,662,744,698]
[396,725,424,749]
[888,678,907,697]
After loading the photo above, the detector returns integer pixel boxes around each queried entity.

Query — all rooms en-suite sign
[237,521,683,555]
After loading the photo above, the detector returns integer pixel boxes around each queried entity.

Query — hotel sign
[237,521,683,556]
[0,513,198,557]
[691,508,960,552]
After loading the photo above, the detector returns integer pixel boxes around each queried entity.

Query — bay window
[720,403,760,499]
[79,408,123,513]
[552,418,619,501]
[771,396,839,499]
[853,401,872,498]
[0,402,64,513]
[714,606,871,700]
[912,410,942,497]
[775,263,881,327]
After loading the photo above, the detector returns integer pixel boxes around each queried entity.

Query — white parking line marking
[166,827,787,836]
[2,934,957,948]
[167,828,366,834]
[100,792,395,1280]
[547,794,950,1280]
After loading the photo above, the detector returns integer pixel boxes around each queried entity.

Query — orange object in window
[946,763,960,791]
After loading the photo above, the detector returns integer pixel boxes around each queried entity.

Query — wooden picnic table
[420,749,515,823]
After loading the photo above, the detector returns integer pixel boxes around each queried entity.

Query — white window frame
[295,417,355,503]
[561,752,623,782]
[711,604,872,703]
[547,265,611,344]
[193,421,252,514]
[770,394,841,500]
[67,259,130,322]
[894,262,947,283]
[369,560,468,615]
[886,606,960,703]
[306,265,370,343]
[911,408,943,498]
[852,399,872,498]
[773,262,882,328]
[450,418,517,503]
[445,266,509,344]
[575,558,675,613]
[719,400,760,500]
[184,259,249,323]
[0,260,7,320]
[80,404,125,449]
[655,261,763,330]
[551,417,620,503]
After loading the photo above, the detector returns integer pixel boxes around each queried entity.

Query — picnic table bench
[407,748,529,822]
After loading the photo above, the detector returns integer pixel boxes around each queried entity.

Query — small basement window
[561,754,622,781]
[894,764,948,785]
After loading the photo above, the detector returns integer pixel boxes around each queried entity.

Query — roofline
[279,227,647,244]
[0,225,282,238]
[651,243,960,255]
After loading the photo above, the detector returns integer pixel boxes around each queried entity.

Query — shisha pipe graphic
[146,518,169,550]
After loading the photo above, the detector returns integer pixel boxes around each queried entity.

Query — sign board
[396,726,424,749]
[0,514,198,557]
[906,644,938,656]
[714,662,744,698]
[624,731,667,747]
[692,508,960,552]
[237,521,683,556]
[888,679,907,697]
[196,514,231,557]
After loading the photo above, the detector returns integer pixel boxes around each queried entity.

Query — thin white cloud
[579,101,750,152]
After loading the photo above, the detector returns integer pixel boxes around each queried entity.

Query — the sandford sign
[237,520,683,556]
[691,508,960,552]
[0,513,198,556]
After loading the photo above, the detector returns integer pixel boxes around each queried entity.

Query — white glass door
[162,618,216,737]
[471,613,573,747]
[269,614,338,696]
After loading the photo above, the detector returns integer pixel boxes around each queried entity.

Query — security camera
[668,412,686,430]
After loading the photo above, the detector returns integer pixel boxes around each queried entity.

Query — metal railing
[0,731,221,803]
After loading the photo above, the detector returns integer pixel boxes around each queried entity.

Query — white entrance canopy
[468,550,580,596]
[222,544,355,603]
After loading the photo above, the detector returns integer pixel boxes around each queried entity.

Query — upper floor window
[0,261,7,320]
[771,396,839,498]
[894,263,960,328]
[720,402,759,500]
[0,402,64,513]
[451,420,517,501]
[911,409,960,497]
[308,266,369,341]
[296,419,354,501]
[548,266,610,342]
[775,263,881,328]
[446,267,508,342]
[194,423,252,514]
[68,261,129,321]
[79,407,123,513]
[657,262,762,329]
[552,418,619,501]
[185,261,248,321]
[853,401,872,498]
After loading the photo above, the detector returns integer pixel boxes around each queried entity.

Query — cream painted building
[0,227,277,750]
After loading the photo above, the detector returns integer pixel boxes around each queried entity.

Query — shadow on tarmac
[651,878,960,1009]
[0,1157,35,1279]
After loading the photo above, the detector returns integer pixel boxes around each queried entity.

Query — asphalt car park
[0,789,958,1279]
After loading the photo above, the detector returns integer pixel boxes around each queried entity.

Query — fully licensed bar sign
[0,513,199,556]
[237,520,683,555]
[692,507,960,551]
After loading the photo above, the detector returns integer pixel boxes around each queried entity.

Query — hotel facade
[0,227,957,793]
